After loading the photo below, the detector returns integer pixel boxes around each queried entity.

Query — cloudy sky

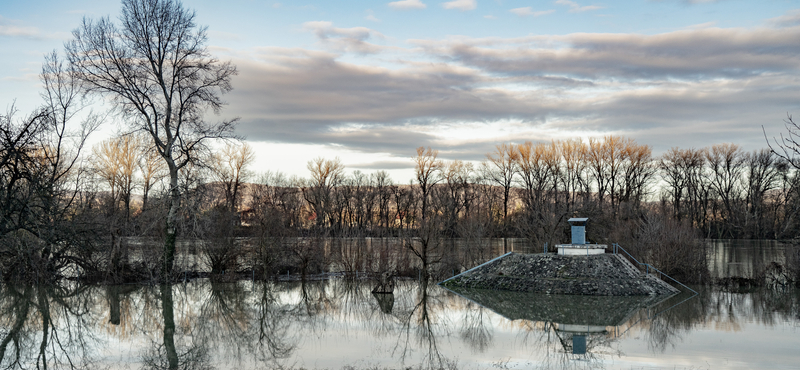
[2,0,800,182]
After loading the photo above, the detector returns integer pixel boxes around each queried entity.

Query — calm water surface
[0,240,797,369]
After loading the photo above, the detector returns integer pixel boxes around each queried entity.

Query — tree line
[241,139,799,241]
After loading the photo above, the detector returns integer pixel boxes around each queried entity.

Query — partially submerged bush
[612,211,710,284]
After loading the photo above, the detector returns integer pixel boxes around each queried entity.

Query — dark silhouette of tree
[765,115,800,170]
[0,51,100,282]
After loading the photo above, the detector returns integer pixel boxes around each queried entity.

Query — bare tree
[302,157,345,231]
[515,141,557,213]
[210,141,255,214]
[372,170,394,233]
[66,0,238,276]
[705,143,744,237]
[765,115,800,170]
[0,52,100,281]
[559,139,588,209]
[441,160,472,236]
[660,148,691,220]
[619,139,654,207]
[92,135,140,220]
[586,137,610,207]
[482,143,517,229]
[743,149,780,238]
[413,147,444,221]
[92,135,143,278]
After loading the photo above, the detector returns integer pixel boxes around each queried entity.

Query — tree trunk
[164,166,180,278]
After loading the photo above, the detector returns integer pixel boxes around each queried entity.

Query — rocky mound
[441,252,679,296]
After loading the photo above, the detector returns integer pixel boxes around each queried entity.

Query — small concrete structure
[556,217,607,255]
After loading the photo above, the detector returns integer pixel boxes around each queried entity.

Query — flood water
[1,240,797,369]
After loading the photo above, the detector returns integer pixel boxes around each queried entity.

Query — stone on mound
[441,252,679,296]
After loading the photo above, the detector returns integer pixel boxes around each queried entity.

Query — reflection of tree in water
[0,284,100,369]
[631,290,703,354]
[288,280,334,334]
[194,280,297,368]
[252,282,296,363]
[138,281,298,370]
[140,283,212,370]
[459,302,493,353]
[0,280,796,369]
[640,286,800,354]
[393,277,457,370]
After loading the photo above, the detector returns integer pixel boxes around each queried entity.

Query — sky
[2,0,800,183]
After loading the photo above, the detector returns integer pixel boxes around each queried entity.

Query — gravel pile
[441,252,679,296]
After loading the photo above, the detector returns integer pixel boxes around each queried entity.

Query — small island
[441,218,680,296]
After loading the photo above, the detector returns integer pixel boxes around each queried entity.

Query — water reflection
[707,239,789,279]
[395,277,456,369]
[0,284,98,369]
[0,278,796,369]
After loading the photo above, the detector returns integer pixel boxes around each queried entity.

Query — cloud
[303,21,385,54]
[388,0,427,9]
[443,0,477,11]
[653,0,723,3]
[682,21,717,30]
[510,7,556,17]
[768,9,800,27]
[227,48,558,154]
[0,16,42,39]
[555,0,603,13]
[225,23,800,164]
[417,27,800,79]
[349,161,415,170]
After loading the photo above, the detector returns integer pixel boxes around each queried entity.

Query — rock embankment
[441,252,679,296]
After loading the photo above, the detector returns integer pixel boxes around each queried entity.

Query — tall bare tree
[413,147,444,221]
[482,143,517,227]
[619,139,654,207]
[743,149,780,238]
[559,138,588,209]
[66,0,238,276]
[210,142,255,214]
[92,135,140,219]
[705,143,744,237]
[372,170,394,233]
[661,147,691,220]
[441,159,473,236]
[302,157,345,230]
